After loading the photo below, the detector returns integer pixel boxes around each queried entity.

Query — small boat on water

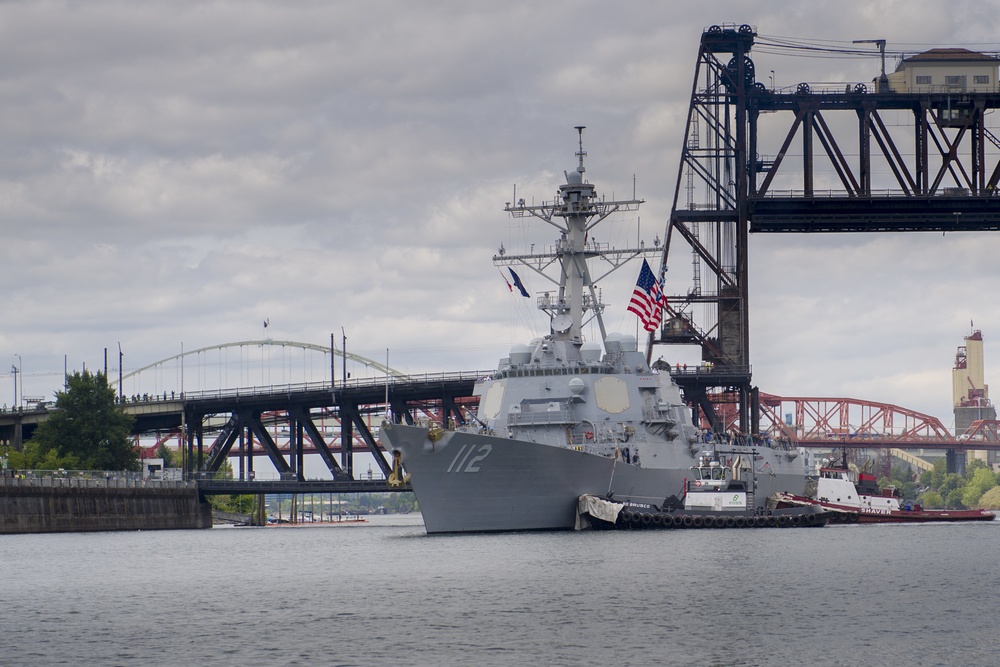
[772,464,996,524]
[579,455,830,530]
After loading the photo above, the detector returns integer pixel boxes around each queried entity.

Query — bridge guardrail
[145,369,497,403]
[1,469,196,489]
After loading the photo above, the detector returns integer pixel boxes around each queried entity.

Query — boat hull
[773,492,996,523]
[383,423,806,533]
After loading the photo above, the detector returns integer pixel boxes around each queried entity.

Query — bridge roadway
[121,369,486,433]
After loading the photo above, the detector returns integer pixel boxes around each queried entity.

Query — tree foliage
[7,440,80,471]
[915,457,999,510]
[26,370,138,471]
[945,488,966,509]
[919,490,944,509]
[154,443,177,468]
[978,486,1000,510]
[962,468,998,508]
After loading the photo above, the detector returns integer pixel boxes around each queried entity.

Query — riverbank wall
[0,477,212,534]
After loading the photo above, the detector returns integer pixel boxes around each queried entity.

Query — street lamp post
[10,365,17,411]
[14,354,21,410]
[118,342,123,401]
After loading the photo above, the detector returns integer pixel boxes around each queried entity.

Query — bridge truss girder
[658,24,1000,435]
[168,378,481,482]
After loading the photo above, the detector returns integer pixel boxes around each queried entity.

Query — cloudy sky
[3,0,1000,427]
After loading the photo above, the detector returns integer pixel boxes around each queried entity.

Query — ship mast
[499,127,649,344]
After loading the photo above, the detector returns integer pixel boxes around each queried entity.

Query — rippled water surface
[3,515,997,666]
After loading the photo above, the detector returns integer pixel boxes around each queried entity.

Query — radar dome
[566,169,583,185]
[620,334,638,352]
[580,341,602,363]
[568,377,585,395]
[509,343,531,365]
[604,332,623,354]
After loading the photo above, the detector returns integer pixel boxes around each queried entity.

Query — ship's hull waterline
[383,423,804,534]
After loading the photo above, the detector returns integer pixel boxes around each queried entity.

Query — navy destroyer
[381,128,808,533]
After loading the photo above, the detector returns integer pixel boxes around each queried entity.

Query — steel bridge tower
[657,24,1000,436]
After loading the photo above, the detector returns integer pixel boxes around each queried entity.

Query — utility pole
[341,327,347,390]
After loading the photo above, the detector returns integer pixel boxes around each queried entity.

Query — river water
[2,515,996,666]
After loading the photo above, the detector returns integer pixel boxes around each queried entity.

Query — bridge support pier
[946,448,967,476]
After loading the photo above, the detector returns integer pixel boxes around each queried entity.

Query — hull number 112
[446,444,493,473]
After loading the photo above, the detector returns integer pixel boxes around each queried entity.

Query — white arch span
[121,339,410,385]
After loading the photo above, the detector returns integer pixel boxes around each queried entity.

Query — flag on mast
[627,259,664,332]
[509,268,530,297]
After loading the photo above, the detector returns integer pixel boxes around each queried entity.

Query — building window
[974,75,990,85]
[915,75,932,85]
[945,75,965,86]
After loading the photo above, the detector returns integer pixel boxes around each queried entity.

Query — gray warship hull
[382,423,804,533]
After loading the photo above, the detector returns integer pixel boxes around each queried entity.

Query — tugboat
[380,128,809,533]
[772,463,995,523]
[579,453,829,530]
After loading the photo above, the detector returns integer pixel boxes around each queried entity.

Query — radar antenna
[574,125,587,174]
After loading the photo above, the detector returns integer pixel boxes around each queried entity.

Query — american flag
[627,259,664,332]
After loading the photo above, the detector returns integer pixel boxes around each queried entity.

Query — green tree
[945,488,966,509]
[154,443,177,468]
[939,473,966,498]
[977,486,1000,510]
[919,490,944,509]
[961,467,998,508]
[899,481,919,501]
[7,440,80,471]
[965,458,991,479]
[891,464,913,484]
[925,459,947,489]
[209,493,259,514]
[27,370,138,471]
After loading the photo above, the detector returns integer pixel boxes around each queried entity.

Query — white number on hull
[446,444,493,473]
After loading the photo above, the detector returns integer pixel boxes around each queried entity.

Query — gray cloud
[3,0,1000,425]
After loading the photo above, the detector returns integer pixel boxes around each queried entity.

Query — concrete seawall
[1,479,213,534]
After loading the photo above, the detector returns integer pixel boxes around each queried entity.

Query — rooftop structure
[886,48,1000,93]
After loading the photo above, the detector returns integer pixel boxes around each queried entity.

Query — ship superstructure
[381,130,807,533]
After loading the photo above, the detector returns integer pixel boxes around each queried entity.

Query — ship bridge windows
[500,366,611,378]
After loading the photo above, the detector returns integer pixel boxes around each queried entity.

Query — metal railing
[752,188,998,199]
[181,369,495,402]
[1,469,195,489]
